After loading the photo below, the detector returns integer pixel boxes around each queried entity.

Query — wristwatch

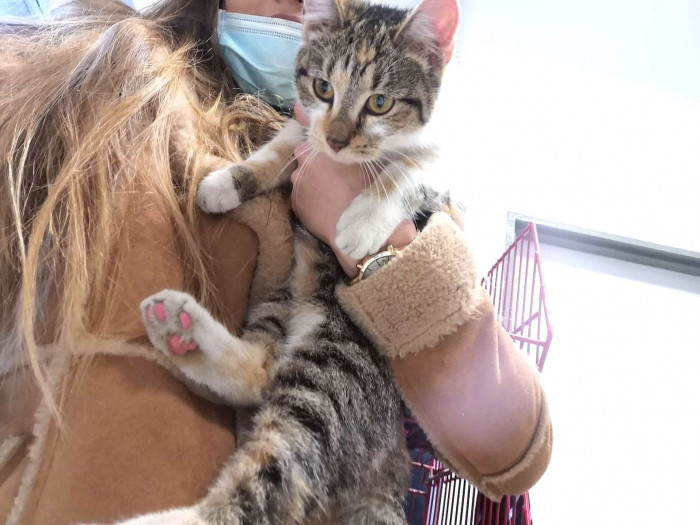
[349,245,399,285]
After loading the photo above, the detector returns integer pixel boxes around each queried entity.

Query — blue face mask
[217,11,302,110]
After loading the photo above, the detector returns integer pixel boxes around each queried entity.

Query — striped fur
[197,233,410,524]
[125,1,460,523]
[136,232,413,524]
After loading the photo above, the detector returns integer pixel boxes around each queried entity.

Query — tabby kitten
[121,0,459,523]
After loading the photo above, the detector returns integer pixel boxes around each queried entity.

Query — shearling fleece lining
[7,357,68,525]
[336,212,481,359]
[0,436,27,476]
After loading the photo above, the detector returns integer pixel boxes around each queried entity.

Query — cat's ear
[400,0,460,63]
[302,0,346,40]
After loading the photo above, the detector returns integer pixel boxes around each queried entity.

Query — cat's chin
[332,151,379,165]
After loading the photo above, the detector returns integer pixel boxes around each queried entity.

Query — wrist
[333,220,417,278]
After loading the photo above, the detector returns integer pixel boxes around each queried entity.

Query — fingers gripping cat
[111,0,459,523]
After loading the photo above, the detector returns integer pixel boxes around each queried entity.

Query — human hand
[290,104,417,278]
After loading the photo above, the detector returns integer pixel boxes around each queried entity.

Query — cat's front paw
[335,195,401,259]
[197,164,254,213]
[110,506,206,525]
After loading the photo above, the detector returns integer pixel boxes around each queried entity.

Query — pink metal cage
[405,222,553,525]
[482,222,553,373]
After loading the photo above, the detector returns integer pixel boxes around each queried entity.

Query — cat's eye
[313,79,334,102]
[365,94,394,116]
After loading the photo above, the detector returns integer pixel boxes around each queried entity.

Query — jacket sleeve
[336,212,553,501]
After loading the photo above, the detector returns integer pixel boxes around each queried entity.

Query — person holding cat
[0,0,551,523]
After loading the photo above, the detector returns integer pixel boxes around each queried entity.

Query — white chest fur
[283,239,326,353]
[284,304,325,353]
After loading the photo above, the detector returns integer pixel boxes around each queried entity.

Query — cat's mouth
[306,118,381,163]
[324,144,380,165]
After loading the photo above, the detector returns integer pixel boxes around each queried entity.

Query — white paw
[140,290,231,360]
[112,506,205,525]
[197,166,241,213]
[335,195,403,259]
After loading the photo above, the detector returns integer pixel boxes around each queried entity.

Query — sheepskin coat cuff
[336,212,482,359]
[336,212,553,500]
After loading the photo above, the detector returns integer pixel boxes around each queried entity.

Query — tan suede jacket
[0,194,551,524]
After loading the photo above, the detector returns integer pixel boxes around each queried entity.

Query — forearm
[335,212,552,500]
[388,294,553,500]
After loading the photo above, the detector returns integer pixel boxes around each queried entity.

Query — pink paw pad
[167,334,198,355]
[179,312,192,330]
[153,302,168,322]
[145,305,154,323]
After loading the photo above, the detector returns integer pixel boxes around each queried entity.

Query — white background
[529,243,700,525]
[439,0,699,270]
[440,2,700,524]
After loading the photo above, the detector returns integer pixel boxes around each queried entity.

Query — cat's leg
[112,399,335,525]
[112,393,407,525]
[336,493,407,525]
[197,119,306,213]
[194,403,335,525]
[335,160,424,259]
[336,441,410,525]
[140,290,275,405]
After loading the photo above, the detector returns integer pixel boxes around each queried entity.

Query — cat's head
[295,0,459,164]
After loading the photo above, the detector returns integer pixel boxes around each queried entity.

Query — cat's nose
[326,137,349,153]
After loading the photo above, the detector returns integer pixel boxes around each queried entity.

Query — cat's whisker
[366,159,391,203]
[390,167,417,208]
[362,160,380,201]
[290,148,319,200]
[359,162,373,192]
[374,158,415,210]
[377,154,416,182]
[379,147,422,169]
[265,142,317,187]
[359,160,378,201]
[370,164,384,202]
[292,145,317,173]
[277,143,317,181]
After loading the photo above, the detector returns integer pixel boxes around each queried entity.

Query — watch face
[363,254,392,279]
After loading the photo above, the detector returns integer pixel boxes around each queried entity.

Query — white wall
[445,5,700,520]
[130,0,153,9]
[439,0,700,269]
[528,243,700,524]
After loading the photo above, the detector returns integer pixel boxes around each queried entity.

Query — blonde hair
[0,0,284,414]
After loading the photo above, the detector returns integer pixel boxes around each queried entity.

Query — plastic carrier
[404,222,553,525]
